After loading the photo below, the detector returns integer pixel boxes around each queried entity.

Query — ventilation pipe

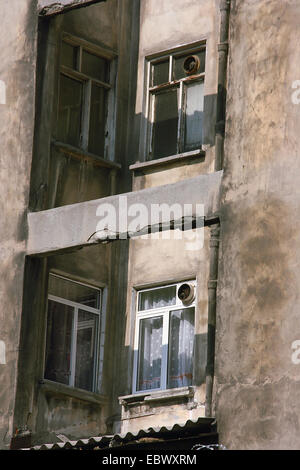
[215,0,231,171]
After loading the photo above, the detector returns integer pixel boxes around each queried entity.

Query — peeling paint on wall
[0,341,6,365]
[0,80,6,105]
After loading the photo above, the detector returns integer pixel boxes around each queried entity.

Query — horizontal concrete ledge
[119,386,195,407]
[129,149,206,173]
[39,379,108,405]
[38,0,106,16]
[27,171,223,256]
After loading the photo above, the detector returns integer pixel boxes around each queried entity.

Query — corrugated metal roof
[27,435,113,451]
[112,417,215,444]
[23,417,216,450]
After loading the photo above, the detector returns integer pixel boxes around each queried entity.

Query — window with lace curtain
[132,282,196,393]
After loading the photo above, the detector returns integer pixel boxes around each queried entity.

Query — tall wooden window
[56,35,116,160]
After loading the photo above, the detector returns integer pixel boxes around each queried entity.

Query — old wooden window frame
[56,33,117,162]
[44,273,105,393]
[132,280,196,394]
[144,42,206,161]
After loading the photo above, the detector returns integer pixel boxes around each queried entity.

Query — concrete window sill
[129,150,205,174]
[119,386,195,407]
[39,379,108,405]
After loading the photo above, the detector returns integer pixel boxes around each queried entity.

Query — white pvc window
[146,45,206,160]
[44,274,104,393]
[132,282,196,394]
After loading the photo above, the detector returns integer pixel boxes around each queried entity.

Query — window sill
[119,386,195,407]
[52,140,121,171]
[129,150,205,174]
[39,379,108,406]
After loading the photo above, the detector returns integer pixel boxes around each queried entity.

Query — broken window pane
[75,310,98,391]
[173,50,205,80]
[82,50,109,82]
[152,60,169,87]
[61,41,78,69]
[152,88,178,159]
[57,74,83,147]
[44,300,73,385]
[137,316,163,391]
[184,81,204,151]
[138,285,176,311]
[88,84,107,156]
[167,307,195,389]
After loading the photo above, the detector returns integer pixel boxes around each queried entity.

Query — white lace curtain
[137,307,195,391]
[138,316,163,391]
[168,308,195,388]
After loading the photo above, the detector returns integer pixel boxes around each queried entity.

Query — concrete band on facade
[27,171,222,255]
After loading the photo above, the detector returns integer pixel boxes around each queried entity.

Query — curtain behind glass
[137,316,163,391]
[168,307,195,389]
[138,285,176,311]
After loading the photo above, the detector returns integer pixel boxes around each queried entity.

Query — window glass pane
[168,307,195,389]
[57,74,83,147]
[48,275,100,308]
[152,60,169,87]
[88,84,107,156]
[75,310,98,392]
[81,50,109,82]
[173,50,205,80]
[44,300,73,385]
[138,285,176,311]
[184,81,204,151]
[152,88,178,159]
[137,316,163,391]
[61,41,77,69]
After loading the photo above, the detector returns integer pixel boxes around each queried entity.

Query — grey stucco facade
[0,0,300,451]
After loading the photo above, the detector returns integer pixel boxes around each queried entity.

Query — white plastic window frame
[45,273,106,394]
[57,33,117,162]
[144,42,206,162]
[132,280,196,394]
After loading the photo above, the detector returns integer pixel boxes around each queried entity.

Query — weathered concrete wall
[215,0,300,450]
[0,0,38,449]
[112,0,220,433]
[132,0,220,187]
[13,0,140,447]
[30,0,119,212]
[117,227,210,433]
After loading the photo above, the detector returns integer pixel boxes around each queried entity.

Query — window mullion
[70,307,78,387]
[177,81,184,154]
[161,311,169,390]
[81,79,92,151]
[169,55,173,82]
[78,45,83,72]
[149,92,155,159]
[132,315,140,393]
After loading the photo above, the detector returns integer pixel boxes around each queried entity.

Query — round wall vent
[178,283,195,305]
[183,55,201,75]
